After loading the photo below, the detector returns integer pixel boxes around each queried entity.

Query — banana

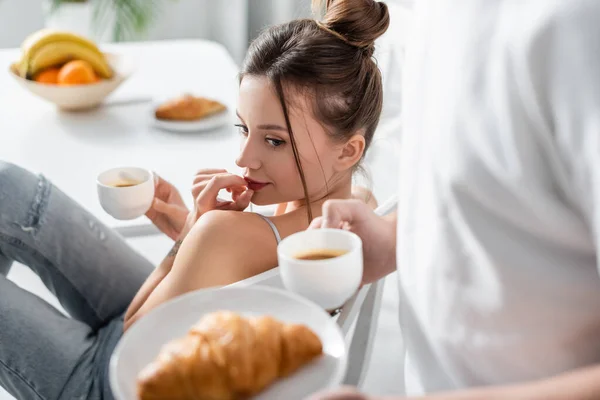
[18,29,112,79]
[27,41,113,79]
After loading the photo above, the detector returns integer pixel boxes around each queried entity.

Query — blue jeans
[0,162,153,400]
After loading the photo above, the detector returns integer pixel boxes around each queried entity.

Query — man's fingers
[321,199,367,229]
[309,216,324,229]
[305,386,367,400]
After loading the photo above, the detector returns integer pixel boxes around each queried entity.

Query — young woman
[0,0,390,399]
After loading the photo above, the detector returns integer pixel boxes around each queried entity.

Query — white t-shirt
[397,0,600,394]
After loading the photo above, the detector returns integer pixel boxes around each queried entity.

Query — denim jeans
[0,161,153,400]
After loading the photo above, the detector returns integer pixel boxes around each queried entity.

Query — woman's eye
[235,124,249,136]
[266,138,285,147]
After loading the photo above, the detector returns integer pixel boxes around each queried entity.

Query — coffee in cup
[97,167,154,220]
[294,249,348,261]
[278,229,363,310]
[110,180,142,188]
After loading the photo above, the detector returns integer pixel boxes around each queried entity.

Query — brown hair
[240,0,390,222]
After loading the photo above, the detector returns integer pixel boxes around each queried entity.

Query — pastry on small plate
[136,311,323,400]
[155,94,226,121]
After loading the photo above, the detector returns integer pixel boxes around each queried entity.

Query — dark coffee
[294,249,348,261]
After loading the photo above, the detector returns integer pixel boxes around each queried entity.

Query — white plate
[151,107,231,132]
[109,286,347,400]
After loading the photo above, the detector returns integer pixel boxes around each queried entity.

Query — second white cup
[277,228,363,310]
[97,167,155,220]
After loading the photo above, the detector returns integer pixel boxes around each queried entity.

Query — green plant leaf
[48,0,87,13]
[50,0,174,42]
[93,0,164,42]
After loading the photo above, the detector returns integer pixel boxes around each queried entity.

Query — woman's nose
[235,138,261,170]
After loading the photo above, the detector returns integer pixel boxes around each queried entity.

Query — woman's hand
[145,174,189,240]
[310,199,397,284]
[179,169,254,239]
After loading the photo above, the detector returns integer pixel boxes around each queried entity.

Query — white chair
[113,194,397,387]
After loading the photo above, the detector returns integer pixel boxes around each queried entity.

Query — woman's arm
[124,210,277,331]
[124,239,182,322]
[124,172,255,329]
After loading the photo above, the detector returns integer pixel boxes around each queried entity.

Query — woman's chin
[250,191,282,206]
[250,196,272,206]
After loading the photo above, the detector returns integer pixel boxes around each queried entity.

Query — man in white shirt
[310,0,600,398]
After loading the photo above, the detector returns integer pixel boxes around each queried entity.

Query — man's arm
[417,364,600,400]
[365,212,397,283]
[311,365,600,400]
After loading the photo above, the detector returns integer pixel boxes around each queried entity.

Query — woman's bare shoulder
[192,210,279,244]
[176,210,282,285]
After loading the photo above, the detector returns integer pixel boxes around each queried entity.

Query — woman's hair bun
[313,0,390,49]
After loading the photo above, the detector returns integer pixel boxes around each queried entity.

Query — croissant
[137,311,323,400]
[155,94,226,121]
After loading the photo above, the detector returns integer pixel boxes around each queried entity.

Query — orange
[33,67,60,84]
[57,60,98,85]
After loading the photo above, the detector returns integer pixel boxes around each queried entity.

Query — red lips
[244,177,268,192]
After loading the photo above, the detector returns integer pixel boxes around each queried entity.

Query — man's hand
[310,199,397,284]
[307,364,600,400]
[307,386,373,400]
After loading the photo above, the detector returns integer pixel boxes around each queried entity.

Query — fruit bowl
[9,53,134,111]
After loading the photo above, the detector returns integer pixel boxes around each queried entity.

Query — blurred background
[1,0,411,64]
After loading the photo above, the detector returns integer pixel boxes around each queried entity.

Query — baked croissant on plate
[155,94,226,121]
[137,311,323,400]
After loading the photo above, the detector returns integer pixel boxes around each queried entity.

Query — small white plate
[151,106,231,133]
[110,286,347,400]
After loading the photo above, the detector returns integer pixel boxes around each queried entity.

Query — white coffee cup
[277,229,363,310]
[97,167,155,220]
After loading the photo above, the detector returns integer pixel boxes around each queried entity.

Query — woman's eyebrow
[257,124,287,131]
[236,111,287,131]
[235,110,245,123]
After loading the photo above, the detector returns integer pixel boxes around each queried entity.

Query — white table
[0,40,242,228]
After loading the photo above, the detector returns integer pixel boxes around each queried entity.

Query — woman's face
[235,75,342,206]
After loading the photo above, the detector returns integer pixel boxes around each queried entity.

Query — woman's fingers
[151,198,171,213]
[231,187,246,202]
[203,174,247,198]
[189,171,250,215]
[192,173,246,196]
[231,189,254,210]
[192,169,228,185]
[191,174,247,210]
[194,168,228,176]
